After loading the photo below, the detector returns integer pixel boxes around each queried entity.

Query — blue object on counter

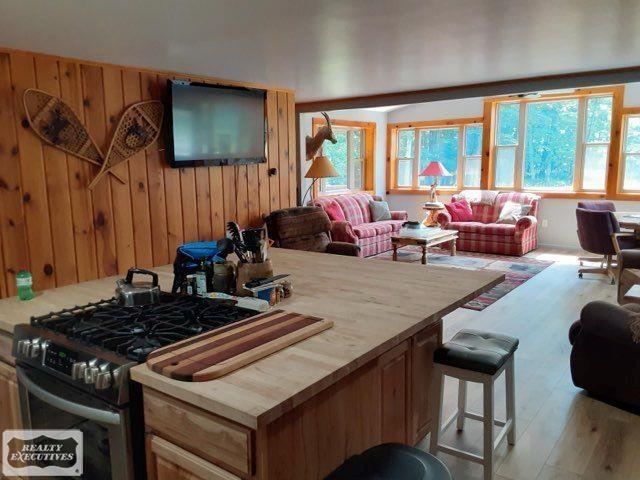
[172,240,225,293]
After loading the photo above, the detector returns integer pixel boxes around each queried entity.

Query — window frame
[387,117,483,194]
[311,118,376,196]
[482,86,625,199]
[619,108,640,194]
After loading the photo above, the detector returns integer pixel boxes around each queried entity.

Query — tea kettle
[115,268,161,306]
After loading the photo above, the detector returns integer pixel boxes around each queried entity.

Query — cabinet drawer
[147,434,241,480]
[143,388,253,476]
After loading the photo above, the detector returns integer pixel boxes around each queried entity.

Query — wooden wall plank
[236,166,249,227]
[209,167,225,238]
[59,61,98,282]
[10,52,56,290]
[246,164,260,226]
[277,92,290,208]
[0,53,28,296]
[0,48,295,298]
[287,93,297,206]
[33,57,79,286]
[266,92,280,212]
[195,168,212,240]
[180,168,198,243]
[122,70,153,268]
[157,75,183,259]
[222,167,237,225]
[103,66,136,274]
[141,73,169,265]
[81,64,118,277]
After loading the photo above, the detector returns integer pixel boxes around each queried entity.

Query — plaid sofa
[436,191,540,256]
[312,193,408,257]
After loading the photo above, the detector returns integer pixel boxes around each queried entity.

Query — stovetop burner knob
[71,361,88,380]
[16,339,31,357]
[84,359,99,384]
[95,365,112,390]
[28,338,42,358]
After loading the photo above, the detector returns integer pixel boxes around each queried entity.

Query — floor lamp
[302,155,339,205]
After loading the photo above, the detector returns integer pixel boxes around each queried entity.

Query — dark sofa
[569,301,640,408]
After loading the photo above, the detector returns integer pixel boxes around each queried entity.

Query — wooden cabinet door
[146,434,241,480]
[409,321,442,444]
[378,340,410,444]
[0,361,22,479]
[0,361,21,432]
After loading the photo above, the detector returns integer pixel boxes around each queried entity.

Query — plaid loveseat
[312,193,408,257]
[436,191,540,256]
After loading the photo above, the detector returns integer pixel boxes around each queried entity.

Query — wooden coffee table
[391,228,458,265]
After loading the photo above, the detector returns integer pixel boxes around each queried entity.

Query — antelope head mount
[306,112,336,160]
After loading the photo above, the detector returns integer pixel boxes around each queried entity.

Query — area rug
[373,246,552,311]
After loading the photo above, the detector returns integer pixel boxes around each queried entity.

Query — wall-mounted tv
[165,80,267,167]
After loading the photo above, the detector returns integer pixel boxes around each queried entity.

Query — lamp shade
[305,155,339,179]
[419,161,451,177]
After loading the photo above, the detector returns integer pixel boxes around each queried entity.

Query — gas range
[13,293,256,406]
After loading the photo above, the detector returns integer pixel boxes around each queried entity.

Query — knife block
[236,260,273,297]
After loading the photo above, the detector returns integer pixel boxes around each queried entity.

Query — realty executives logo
[2,430,83,477]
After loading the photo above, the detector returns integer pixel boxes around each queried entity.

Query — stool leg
[483,378,495,480]
[456,379,467,431]
[429,366,444,455]
[505,357,516,445]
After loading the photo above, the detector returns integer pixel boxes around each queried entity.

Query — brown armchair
[569,301,640,408]
[265,206,361,257]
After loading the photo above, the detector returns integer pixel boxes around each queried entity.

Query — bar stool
[326,443,452,480]
[429,329,518,480]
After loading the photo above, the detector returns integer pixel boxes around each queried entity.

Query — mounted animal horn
[305,112,337,160]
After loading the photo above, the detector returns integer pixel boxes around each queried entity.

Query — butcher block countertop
[0,248,503,429]
[132,249,503,429]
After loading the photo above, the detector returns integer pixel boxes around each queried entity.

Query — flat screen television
[165,80,267,167]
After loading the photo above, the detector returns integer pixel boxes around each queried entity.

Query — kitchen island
[132,249,503,480]
[0,248,503,480]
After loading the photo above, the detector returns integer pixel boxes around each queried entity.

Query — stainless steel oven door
[16,365,133,480]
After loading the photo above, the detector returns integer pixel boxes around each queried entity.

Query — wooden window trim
[619,109,640,195]
[482,86,640,199]
[311,118,376,197]
[386,117,483,194]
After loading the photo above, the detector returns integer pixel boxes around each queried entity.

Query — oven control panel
[15,337,120,391]
[43,343,78,376]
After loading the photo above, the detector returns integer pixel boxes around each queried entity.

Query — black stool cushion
[434,329,519,375]
[325,443,452,480]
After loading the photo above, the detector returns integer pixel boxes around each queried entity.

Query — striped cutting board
[146,310,333,381]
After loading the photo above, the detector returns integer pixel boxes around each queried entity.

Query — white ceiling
[1,0,639,102]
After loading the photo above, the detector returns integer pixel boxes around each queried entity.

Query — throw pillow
[369,200,392,222]
[444,198,473,222]
[323,200,345,222]
[496,201,530,224]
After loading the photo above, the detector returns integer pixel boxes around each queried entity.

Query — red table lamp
[419,161,451,203]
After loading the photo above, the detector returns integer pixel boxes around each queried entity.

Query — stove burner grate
[31,295,255,362]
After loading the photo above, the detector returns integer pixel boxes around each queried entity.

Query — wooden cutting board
[146,310,333,381]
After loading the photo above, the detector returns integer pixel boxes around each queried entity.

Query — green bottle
[16,270,35,301]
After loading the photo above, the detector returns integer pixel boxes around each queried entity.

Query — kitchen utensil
[242,227,267,263]
[115,268,161,306]
[146,310,333,381]
[227,222,248,263]
[244,274,290,289]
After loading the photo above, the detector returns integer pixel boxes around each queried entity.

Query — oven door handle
[17,368,121,426]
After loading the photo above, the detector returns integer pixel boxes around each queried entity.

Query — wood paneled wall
[0,48,297,298]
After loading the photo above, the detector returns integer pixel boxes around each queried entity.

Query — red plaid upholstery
[441,191,540,256]
[313,194,407,257]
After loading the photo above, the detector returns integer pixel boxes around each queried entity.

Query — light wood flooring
[417,247,640,480]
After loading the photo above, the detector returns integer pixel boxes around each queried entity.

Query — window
[390,119,482,190]
[621,114,640,191]
[312,118,376,195]
[491,94,613,192]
